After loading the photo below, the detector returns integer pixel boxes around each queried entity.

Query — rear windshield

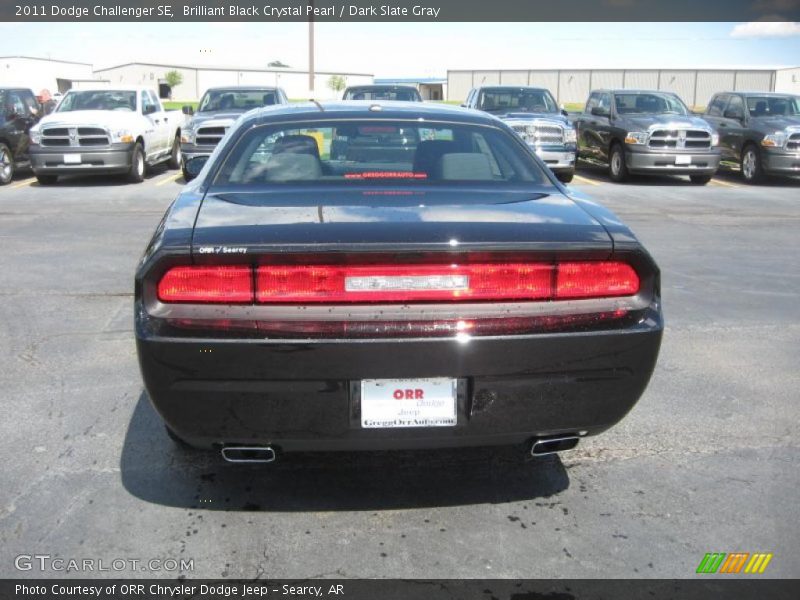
[746,96,799,117]
[478,89,558,114]
[213,119,547,186]
[198,90,280,112]
[343,88,421,101]
[614,93,688,115]
[57,91,136,112]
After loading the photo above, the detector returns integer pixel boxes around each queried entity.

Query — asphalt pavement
[0,165,797,579]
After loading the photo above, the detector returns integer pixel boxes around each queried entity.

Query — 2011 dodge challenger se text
[135,102,663,463]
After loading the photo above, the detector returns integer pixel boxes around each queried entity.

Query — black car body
[703,91,800,183]
[181,87,289,180]
[574,89,721,184]
[135,102,663,460]
[463,86,577,183]
[0,87,41,185]
[342,85,422,102]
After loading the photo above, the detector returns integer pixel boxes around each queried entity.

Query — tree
[327,75,346,94]
[164,70,183,97]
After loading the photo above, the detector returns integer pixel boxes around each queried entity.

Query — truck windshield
[198,90,280,112]
[57,91,136,112]
[746,96,800,117]
[614,93,688,115]
[478,89,559,114]
[214,119,547,186]
[343,87,421,101]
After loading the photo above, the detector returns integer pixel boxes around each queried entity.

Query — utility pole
[308,1,315,94]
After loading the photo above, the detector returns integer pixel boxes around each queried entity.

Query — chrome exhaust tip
[221,446,277,463]
[530,436,580,456]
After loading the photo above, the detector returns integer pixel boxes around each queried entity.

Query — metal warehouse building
[1,56,96,94]
[94,62,374,101]
[447,68,800,108]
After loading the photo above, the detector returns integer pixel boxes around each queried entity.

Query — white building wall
[775,67,800,95]
[0,57,94,94]
[695,71,736,108]
[622,70,659,90]
[447,71,474,101]
[658,70,696,105]
[735,70,775,91]
[499,71,530,85]
[590,70,624,90]
[97,64,198,99]
[558,70,591,105]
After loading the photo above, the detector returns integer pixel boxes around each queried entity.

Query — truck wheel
[556,170,574,184]
[609,143,629,183]
[181,162,194,182]
[35,174,58,185]
[167,134,181,170]
[690,174,712,185]
[127,143,145,183]
[0,143,15,185]
[741,144,764,184]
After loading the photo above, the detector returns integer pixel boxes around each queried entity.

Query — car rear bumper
[136,306,663,451]
[531,146,576,172]
[763,149,800,174]
[29,143,133,175]
[626,147,721,175]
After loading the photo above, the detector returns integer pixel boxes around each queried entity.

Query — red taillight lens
[555,262,639,299]
[255,263,553,303]
[157,266,253,303]
[156,261,639,304]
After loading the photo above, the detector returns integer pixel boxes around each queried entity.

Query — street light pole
[308,1,315,94]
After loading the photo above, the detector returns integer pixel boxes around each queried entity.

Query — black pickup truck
[574,89,721,184]
[702,91,800,183]
[0,87,41,185]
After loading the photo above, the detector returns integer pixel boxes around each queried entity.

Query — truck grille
[511,123,564,145]
[787,133,800,151]
[649,129,711,150]
[41,126,110,148]
[195,126,229,147]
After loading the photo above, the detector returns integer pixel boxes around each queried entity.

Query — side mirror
[591,106,610,117]
[143,104,157,115]
[183,156,208,180]
[561,108,569,117]
[724,108,744,120]
[182,105,194,115]
[460,103,467,108]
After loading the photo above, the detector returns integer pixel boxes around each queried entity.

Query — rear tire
[556,170,574,184]
[181,162,194,182]
[0,143,15,185]
[167,135,181,170]
[608,143,629,183]
[741,144,764,184]
[127,143,145,183]
[35,173,58,185]
[690,174,712,185]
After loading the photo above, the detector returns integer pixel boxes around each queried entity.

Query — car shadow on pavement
[120,392,570,512]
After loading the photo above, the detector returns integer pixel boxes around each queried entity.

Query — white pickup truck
[28,86,184,184]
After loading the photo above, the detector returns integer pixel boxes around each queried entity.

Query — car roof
[592,89,679,95]
[345,84,418,90]
[477,85,551,91]
[204,86,281,92]
[243,100,501,126]
[714,90,799,97]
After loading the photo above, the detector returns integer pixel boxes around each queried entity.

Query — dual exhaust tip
[220,437,579,462]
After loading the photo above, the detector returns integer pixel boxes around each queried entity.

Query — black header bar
[5,0,800,22]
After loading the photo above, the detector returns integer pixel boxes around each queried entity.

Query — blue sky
[0,22,798,76]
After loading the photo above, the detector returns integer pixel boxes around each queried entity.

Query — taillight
[157,266,253,303]
[156,261,639,304]
[255,263,553,303]
[555,262,639,299]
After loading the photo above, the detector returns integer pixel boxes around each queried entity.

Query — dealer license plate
[360,378,457,428]
[675,155,691,165]
[63,154,81,164]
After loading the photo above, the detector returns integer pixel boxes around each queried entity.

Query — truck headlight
[181,127,196,145]
[29,129,42,145]
[563,127,577,144]
[711,132,720,146]
[761,132,787,148]
[624,131,648,145]
[111,129,134,144]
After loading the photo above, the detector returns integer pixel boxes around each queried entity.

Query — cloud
[730,20,800,37]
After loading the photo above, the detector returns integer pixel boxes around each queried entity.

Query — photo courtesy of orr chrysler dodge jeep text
[135,101,663,463]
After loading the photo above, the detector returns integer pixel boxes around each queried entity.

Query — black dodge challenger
[135,101,663,462]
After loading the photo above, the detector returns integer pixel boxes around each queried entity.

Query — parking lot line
[710,178,740,189]
[10,177,36,189]
[572,174,602,186]
[154,172,183,187]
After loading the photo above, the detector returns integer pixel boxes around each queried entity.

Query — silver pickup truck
[28,86,184,184]
[463,86,577,182]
